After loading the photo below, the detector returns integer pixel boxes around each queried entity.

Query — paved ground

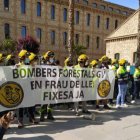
[4,102,140,140]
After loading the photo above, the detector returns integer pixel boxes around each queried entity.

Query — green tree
[72,45,87,63]
[0,38,17,55]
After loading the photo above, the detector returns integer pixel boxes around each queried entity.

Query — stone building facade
[106,10,139,64]
[0,0,135,64]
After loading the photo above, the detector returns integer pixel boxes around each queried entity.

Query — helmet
[64,57,73,66]
[18,50,27,58]
[64,58,70,66]
[100,55,109,62]
[78,54,88,62]
[29,53,36,61]
[111,59,117,65]
[119,59,126,66]
[90,60,98,66]
[0,53,3,61]
[6,55,12,61]
[43,51,55,59]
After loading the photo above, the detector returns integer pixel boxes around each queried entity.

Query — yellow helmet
[6,54,12,61]
[99,58,102,62]
[18,50,27,58]
[64,58,70,66]
[78,54,88,62]
[111,59,117,65]
[100,55,109,62]
[29,53,36,61]
[0,53,3,61]
[43,51,55,59]
[119,59,126,65]
[90,60,98,66]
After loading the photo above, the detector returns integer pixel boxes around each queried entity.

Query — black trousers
[0,126,6,140]
[18,107,35,122]
[132,81,140,100]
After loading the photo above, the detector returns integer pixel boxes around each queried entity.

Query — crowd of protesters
[0,49,139,130]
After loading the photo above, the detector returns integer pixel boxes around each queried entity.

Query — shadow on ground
[5,103,140,140]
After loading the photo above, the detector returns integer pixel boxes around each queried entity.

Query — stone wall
[106,37,137,64]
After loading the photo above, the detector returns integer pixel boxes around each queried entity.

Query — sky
[105,0,139,9]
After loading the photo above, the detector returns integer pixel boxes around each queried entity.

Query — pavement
[3,102,140,140]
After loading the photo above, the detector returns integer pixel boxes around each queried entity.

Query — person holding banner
[74,54,91,116]
[39,51,55,121]
[96,56,111,110]
[17,50,38,128]
[64,57,74,110]
[90,60,99,105]
[109,59,118,104]
[116,59,129,108]
[28,52,39,124]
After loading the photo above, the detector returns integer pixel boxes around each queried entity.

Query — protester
[40,51,55,121]
[17,50,38,128]
[131,63,140,103]
[1,47,140,132]
[109,59,118,104]
[116,59,129,108]
[74,54,91,116]
[96,55,111,110]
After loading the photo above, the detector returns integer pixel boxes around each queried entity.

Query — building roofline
[106,9,139,40]
[105,34,137,41]
[102,0,135,11]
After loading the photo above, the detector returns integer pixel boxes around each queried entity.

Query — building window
[83,0,88,5]
[114,53,120,60]
[115,9,121,14]
[51,5,55,20]
[115,20,118,29]
[133,52,137,63]
[4,23,10,38]
[86,13,90,26]
[75,34,79,45]
[63,32,67,46]
[36,28,42,43]
[96,37,100,48]
[97,15,100,28]
[122,11,127,15]
[106,18,110,30]
[37,2,41,17]
[4,0,9,10]
[21,26,26,38]
[86,35,90,48]
[75,11,80,24]
[51,30,55,45]
[108,7,113,12]
[100,5,105,10]
[63,8,67,22]
[21,0,26,14]
[93,3,97,8]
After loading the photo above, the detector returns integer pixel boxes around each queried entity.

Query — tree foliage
[18,36,40,54]
[72,45,87,56]
[0,38,17,54]
[72,45,87,62]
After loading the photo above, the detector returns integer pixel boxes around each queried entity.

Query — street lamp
[68,0,74,61]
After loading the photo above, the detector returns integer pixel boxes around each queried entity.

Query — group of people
[0,49,140,129]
